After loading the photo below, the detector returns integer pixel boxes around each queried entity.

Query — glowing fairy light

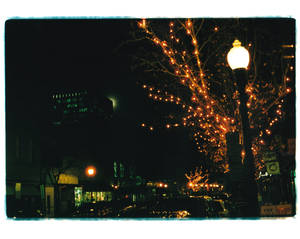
[137,18,293,178]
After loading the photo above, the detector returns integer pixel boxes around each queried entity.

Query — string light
[137,18,293,177]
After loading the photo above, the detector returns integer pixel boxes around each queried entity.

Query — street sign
[263,152,276,162]
[261,204,292,216]
[266,161,280,175]
[58,173,79,184]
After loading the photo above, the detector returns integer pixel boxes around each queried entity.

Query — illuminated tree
[134,18,294,178]
[185,166,209,192]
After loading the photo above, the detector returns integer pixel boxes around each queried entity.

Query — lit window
[15,183,21,192]
[79,107,88,113]
[15,183,21,199]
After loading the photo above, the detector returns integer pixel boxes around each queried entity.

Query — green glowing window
[79,107,88,112]
[85,192,91,202]
[74,187,82,207]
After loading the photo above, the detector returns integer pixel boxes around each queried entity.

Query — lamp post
[85,165,97,202]
[227,39,259,217]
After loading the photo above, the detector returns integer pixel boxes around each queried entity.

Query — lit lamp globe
[85,166,96,177]
[227,39,250,70]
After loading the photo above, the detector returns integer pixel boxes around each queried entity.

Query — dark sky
[5,19,202,181]
[5,18,295,181]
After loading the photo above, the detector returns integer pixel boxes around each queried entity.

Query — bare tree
[132,18,294,178]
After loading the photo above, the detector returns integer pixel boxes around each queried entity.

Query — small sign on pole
[266,161,280,175]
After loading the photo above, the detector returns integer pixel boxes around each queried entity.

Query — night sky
[5,19,203,181]
[5,18,295,181]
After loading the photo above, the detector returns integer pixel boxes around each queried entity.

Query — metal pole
[233,69,259,217]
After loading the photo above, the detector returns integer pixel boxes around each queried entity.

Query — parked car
[118,198,209,219]
[207,199,229,217]
[73,202,114,218]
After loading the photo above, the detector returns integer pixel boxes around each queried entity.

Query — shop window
[74,187,82,207]
[91,192,97,202]
[85,192,91,202]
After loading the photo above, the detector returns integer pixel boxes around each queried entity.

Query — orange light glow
[85,166,96,177]
[186,20,192,28]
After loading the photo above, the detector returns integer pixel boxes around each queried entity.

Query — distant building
[6,89,115,218]
[42,89,114,216]
[50,90,113,126]
[48,89,114,154]
[6,116,42,217]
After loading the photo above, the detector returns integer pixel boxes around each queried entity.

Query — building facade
[6,114,43,217]
[43,89,114,216]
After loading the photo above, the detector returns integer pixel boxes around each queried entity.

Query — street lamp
[85,165,97,177]
[227,39,250,70]
[227,39,259,217]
